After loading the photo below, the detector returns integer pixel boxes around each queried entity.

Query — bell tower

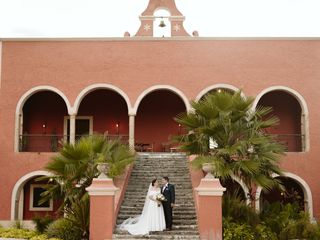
[132,0,197,37]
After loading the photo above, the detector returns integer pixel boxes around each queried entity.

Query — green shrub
[0,228,37,238]
[46,218,82,240]
[223,192,260,226]
[278,212,320,240]
[223,219,255,240]
[30,234,61,240]
[32,215,55,233]
[254,224,277,240]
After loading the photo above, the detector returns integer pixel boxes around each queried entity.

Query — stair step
[113,154,199,239]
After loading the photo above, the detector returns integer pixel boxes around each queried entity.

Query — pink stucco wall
[0,39,320,220]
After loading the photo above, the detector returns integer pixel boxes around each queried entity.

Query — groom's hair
[163,176,169,182]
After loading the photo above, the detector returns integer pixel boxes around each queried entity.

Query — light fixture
[116,122,119,135]
[42,123,46,134]
[217,89,222,93]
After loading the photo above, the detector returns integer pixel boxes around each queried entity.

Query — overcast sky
[0,0,320,38]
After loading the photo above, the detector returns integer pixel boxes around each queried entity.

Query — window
[29,184,53,211]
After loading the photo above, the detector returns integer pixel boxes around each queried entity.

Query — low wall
[188,155,204,219]
[113,164,133,220]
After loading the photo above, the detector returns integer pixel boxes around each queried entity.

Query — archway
[135,90,187,152]
[153,9,171,37]
[221,178,247,202]
[256,90,303,152]
[11,171,57,220]
[255,172,313,219]
[20,91,68,152]
[77,89,129,142]
[260,177,305,212]
[196,84,240,102]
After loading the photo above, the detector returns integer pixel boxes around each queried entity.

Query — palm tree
[39,135,135,238]
[175,91,285,205]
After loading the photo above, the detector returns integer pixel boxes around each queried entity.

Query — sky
[0,0,320,38]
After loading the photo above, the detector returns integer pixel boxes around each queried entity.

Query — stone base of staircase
[112,153,200,240]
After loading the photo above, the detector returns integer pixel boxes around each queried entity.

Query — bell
[159,20,166,28]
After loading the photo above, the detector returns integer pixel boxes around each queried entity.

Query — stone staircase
[113,152,200,240]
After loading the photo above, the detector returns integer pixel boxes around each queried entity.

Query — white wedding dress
[119,184,166,235]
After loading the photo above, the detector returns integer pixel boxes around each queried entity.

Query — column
[69,114,76,144]
[86,172,119,240]
[129,114,135,151]
[195,175,226,240]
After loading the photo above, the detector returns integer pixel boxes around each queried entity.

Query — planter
[202,163,215,179]
[97,163,110,179]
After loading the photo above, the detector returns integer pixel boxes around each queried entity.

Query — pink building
[0,0,319,231]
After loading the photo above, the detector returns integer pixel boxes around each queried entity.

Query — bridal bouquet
[155,193,167,207]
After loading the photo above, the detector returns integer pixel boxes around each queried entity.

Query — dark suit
[161,183,175,229]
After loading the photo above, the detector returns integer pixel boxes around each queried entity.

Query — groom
[161,176,175,230]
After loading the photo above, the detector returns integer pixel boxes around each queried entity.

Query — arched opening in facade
[11,171,61,221]
[195,84,240,102]
[135,90,187,152]
[260,177,305,212]
[153,9,171,37]
[199,88,236,101]
[257,90,303,152]
[77,89,129,143]
[21,91,68,152]
[221,178,246,201]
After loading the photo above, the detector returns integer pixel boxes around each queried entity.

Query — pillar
[129,114,135,151]
[69,114,76,144]
[86,174,119,240]
[195,174,226,240]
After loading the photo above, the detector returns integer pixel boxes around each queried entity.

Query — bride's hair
[151,179,157,186]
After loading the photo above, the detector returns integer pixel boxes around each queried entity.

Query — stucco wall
[0,39,320,220]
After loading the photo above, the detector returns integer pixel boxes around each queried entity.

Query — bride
[119,179,166,235]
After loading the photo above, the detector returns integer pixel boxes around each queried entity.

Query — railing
[19,134,130,152]
[272,134,304,152]
[19,134,67,152]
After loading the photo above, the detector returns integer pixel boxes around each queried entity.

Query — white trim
[231,176,250,205]
[196,189,225,196]
[252,86,309,152]
[255,172,313,220]
[133,85,191,115]
[29,184,53,211]
[14,86,72,152]
[73,83,132,115]
[11,171,52,220]
[86,189,118,196]
[195,84,242,102]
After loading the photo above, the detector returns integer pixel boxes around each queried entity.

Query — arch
[153,9,171,37]
[15,86,72,116]
[73,84,132,115]
[255,172,313,220]
[253,86,309,152]
[11,170,52,220]
[231,176,250,205]
[14,86,72,152]
[195,84,243,102]
[133,85,191,115]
